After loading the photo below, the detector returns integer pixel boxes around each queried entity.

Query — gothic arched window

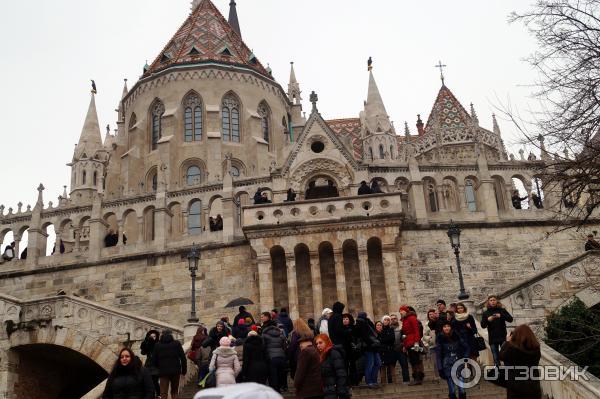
[390,145,394,160]
[222,95,240,142]
[465,179,477,211]
[82,170,87,185]
[186,166,202,186]
[379,144,385,159]
[93,171,97,187]
[151,100,165,150]
[152,174,158,192]
[369,147,374,161]
[183,93,202,142]
[188,200,202,235]
[258,102,270,143]
[428,183,438,212]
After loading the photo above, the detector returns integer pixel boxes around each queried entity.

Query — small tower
[68,93,109,204]
[360,59,397,163]
[288,62,302,105]
[228,0,242,38]
[288,62,304,140]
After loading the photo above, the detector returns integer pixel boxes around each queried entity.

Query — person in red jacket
[400,305,425,385]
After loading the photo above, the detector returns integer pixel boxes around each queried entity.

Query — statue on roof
[368,57,373,71]
[91,80,97,94]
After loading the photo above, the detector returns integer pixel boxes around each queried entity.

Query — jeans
[490,342,504,366]
[268,356,286,392]
[364,351,382,385]
[446,377,465,396]
[393,350,410,382]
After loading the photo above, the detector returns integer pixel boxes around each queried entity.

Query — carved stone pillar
[117,220,125,246]
[13,235,21,259]
[381,245,401,314]
[436,185,447,211]
[137,217,144,243]
[257,255,274,312]
[333,249,348,306]
[458,185,467,211]
[73,229,81,252]
[182,210,189,237]
[309,251,323,317]
[53,230,62,255]
[408,181,428,224]
[358,248,374,318]
[286,253,299,320]
[479,179,500,222]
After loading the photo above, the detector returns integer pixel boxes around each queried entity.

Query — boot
[458,392,467,399]
[448,394,457,399]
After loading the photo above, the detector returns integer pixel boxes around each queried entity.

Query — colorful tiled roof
[144,0,270,78]
[425,85,472,131]
[326,118,363,159]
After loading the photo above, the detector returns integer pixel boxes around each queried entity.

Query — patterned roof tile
[326,118,363,159]
[425,85,471,131]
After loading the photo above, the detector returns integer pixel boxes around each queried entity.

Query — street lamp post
[187,244,200,323]
[447,222,470,300]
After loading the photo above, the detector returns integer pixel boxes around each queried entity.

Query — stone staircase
[178,355,507,399]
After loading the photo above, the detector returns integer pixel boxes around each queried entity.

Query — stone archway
[3,326,116,399]
[289,159,354,197]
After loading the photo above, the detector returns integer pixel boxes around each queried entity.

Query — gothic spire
[117,78,128,121]
[492,114,501,135]
[288,62,302,104]
[364,63,392,134]
[75,93,103,159]
[470,102,479,126]
[228,0,242,38]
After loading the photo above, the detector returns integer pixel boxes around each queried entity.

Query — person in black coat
[260,316,287,392]
[500,325,542,399]
[340,313,359,386]
[316,333,350,399]
[276,307,294,336]
[435,323,467,399]
[328,301,346,347]
[203,321,229,350]
[102,348,154,399]
[153,330,186,399]
[233,306,254,326]
[241,331,269,384]
[354,312,381,388]
[378,316,396,383]
[452,302,480,360]
[357,181,372,195]
[481,295,514,366]
[139,330,160,395]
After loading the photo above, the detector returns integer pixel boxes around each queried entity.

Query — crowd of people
[100,295,543,399]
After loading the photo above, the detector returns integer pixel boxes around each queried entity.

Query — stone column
[333,249,348,306]
[408,181,428,224]
[358,248,374,318]
[136,217,144,243]
[436,185,447,211]
[221,197,235,241]
[53,230,62,255]
[73,229,81,252]
[13,235,21,259]
[117,220,125,246]
[182,210,189,237]
[285,253,299,320]
[458,185,467,211]
[257,255,274,312]
[479,179,500,222]
[381,245,401,315]
[309,251,323,317]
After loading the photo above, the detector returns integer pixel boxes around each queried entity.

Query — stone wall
[398,223,590,313]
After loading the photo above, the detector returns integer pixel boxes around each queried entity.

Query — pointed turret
[74,93,103,160]
[117,78,128,121]
[364,69,393,134]
[288,62,302,104]
[470,103,479,126]
[425,85,471,132]
[492,114,501,135]
[228,0,242,38]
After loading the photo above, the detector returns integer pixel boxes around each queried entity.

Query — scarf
[455,311,469,321]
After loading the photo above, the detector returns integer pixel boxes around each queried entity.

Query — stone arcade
[0,1,598,398]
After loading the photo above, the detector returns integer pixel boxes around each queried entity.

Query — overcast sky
[0,0,539,212]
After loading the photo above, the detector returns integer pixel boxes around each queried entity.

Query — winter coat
[318,316,329,335]
[321,347,350,399]
[354,316,380,352]
[232,324,249,339]
[139,330,159,375]
[277,311,294,336]
[294,344,324,399]
[435,332,467,380]
[481,306,513,344]
[392,325,404,352]
[401,312,421,349]
[452,313,480,358]
[241,335,269,384]
[209,346,241,387]
[102,367,154,399]
[328,302,346,346]
[153,332,187,376]
[378,325,396,364]
[204,325,229,350]
[233,310,254,326]
[261,322,286,359]
[500,342,542,399]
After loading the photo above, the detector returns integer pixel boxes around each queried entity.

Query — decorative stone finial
[63,185,68,198]
[310,91,319,113]
[8,207,13,215]
[518,148,525,160]
[404,121,410,137]
[17,202,22,213]
[470,103,479,125]
[37,183,45,205]
[0,205,4,215]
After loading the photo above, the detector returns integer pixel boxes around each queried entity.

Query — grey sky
[0,0,538,211]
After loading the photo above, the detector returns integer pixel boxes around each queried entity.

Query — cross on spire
[310,91,319,113]
[434,60,447,85]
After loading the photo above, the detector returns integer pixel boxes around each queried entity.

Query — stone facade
[0,1,599,396]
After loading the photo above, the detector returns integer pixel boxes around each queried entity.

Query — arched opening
[234,192,250,231]
[318,242,337,308]
[511,176,529,209]
[342,239,363,315]
[188,200,202,235]
[379,144,385,159]
[146,167,158,193]
[367,237,388,317]
[294,244,314,318]
[208,197,223,232]
[531,176,545,209]
[368,147,374,161]
[56,219,74,254]
[183,91,203,142]
[1,229,15,261]
[394,177,410,193]
[270,246,288,311]
[150,99,165,151]
[370,177,388,194]
[492,175,507,211]
[305,176,339,200]
[258,101,271,144]
[186,165,202,186]
[123,210,138,245]
[143,206,155,242]
[465,178,477,212]
[10,344,108,399]
[43,223,56,257]
[222,93,241,142]
[423,178,439,212]
[442,177,459,211]
[103,213,118,247]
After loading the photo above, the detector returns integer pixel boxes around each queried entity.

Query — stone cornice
[243,213,404,239]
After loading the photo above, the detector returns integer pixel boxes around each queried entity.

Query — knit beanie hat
[219,336,231,347]
[399,305,410,313]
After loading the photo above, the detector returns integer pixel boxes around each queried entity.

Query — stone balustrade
[242,192,407,228]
